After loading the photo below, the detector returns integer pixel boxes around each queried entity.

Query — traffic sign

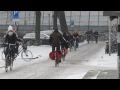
[12,11,20,21]
[70,19,74,28]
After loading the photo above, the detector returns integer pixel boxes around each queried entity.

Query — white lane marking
[89,71,101,79]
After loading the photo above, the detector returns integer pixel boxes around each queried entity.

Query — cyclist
[93,31,99,44]
[73,32,79,48]
[49,29,63,63]
[86,30,91,44]
[68,33,74,50]
[4,25,22,58]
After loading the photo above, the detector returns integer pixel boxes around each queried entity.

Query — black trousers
[52,45,61,52]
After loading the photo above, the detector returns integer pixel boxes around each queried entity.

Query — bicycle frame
[13,45,26,60]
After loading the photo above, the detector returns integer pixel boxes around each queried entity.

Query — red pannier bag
[49,51,62,61]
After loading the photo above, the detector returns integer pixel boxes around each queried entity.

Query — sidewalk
[82,46,118,79]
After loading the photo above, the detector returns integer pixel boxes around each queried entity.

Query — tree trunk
[35,11,41,45]
[53,11,58,30]
[53,11,69,34]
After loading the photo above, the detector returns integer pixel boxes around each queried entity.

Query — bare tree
[53,11,69,34]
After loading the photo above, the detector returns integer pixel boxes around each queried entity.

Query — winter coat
[94,32,99,37]
[4,32,22,44]
[49,31,63,47]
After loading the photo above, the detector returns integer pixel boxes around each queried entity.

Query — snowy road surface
[0,41,116,79]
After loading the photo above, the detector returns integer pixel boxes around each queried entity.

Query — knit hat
[8,25,13,32]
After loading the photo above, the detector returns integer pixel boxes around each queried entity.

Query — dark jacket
[94,32,99,37]
[49,31,62,47]
[4,33,22,44]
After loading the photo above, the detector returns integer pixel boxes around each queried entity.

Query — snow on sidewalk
[82,46,117,70]
[0,41,87,71]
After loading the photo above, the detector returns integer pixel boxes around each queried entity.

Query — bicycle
[2,43,33,62]
[73,39,78,51]
[3,43,16,72]
[94,35,99,44]
[69,40,73,52]
[2,43,33,72]
[55,48,62,67]
[86,35,90,44]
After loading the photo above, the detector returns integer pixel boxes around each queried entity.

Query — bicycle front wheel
[21,50,33,62]
[1,51,5,61]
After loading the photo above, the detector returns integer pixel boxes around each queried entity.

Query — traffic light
[110,16,118,21]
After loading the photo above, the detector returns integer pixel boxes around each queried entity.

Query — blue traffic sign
[70,20,74,26]
[12,11,19,20]
[70,19,74,28]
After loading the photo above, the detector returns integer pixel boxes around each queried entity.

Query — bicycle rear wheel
[10,58,13,71]
[74,42,76,51]
[21,50,33,62]
[5,55,10,72]
[55,59,59,67]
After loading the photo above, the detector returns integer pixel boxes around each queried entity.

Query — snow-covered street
[0,41,117,79]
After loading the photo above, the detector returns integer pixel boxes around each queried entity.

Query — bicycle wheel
[74,42,76,51]
[1,51,5,61]
[62,50,65,61]
[10,58,13,71]
[69,43,72,52]
[21,50,33,62]
[5,55,9,72]
[62,55,65,61]
[55,59,59,67]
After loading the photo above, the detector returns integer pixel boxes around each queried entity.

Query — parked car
[23,30,62,45]
[23,32,50,45]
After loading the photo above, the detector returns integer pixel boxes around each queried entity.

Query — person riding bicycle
[49,29,63,63]
[49,28,63,52]
[93,31,99,44]
[73,32,79,48]
[3,25,22,58]
[68,33,74,49]
[86,30,91,43]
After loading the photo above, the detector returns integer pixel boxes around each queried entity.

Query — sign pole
[12,11,19,32]
[118,17,120,79]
